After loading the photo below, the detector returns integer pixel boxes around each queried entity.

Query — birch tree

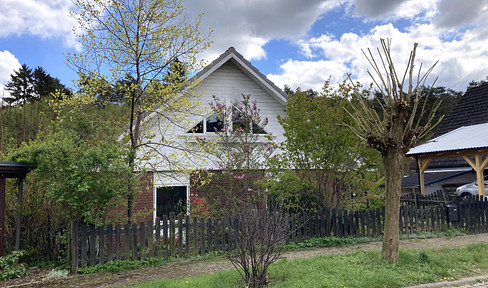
[68,0,211,223]
[348,39,442,261]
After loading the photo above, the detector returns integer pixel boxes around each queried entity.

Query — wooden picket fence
[70,196,488,272]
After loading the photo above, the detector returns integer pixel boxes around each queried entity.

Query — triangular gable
[142,47,287,125]
[194,47,287,105]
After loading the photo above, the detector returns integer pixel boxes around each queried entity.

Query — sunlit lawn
[130,243,488,288]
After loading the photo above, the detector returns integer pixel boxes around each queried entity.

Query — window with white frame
[186,106,266,134]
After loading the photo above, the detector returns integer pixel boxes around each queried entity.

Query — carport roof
[407,123,488,157]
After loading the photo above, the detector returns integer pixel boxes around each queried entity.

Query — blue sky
[1,0,488,99]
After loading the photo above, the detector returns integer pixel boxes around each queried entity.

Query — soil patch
[3,234,488,288]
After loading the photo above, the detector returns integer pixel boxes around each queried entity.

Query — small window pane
[206,112,223,132]
[187,120,203,133]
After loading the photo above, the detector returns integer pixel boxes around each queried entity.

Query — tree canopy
[67,0,212,223]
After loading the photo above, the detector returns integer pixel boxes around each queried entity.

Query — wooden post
[15,178,23,251]
[0,177,5,257]
[417,157,432,196]
[463,154,488,197]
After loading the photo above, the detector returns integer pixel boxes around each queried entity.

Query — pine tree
[4,64,35,105]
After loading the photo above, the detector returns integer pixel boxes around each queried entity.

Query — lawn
[131,243,488,288]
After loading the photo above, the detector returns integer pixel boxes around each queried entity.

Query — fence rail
[70,196,488,272]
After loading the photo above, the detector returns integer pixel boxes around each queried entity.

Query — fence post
[71,220,78,274]
[89,224,96,267]
[98,225,104,265]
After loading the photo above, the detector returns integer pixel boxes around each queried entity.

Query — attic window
[187,109,267,134]
[187,111,224,133]
[231,109,267,134]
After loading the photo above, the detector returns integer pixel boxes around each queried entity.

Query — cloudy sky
[1,0,487,98]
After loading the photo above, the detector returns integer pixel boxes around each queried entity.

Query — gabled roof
[195,47,287,105]
[407,123,488,156]
[142,47,287,125]
[433,83,488,137]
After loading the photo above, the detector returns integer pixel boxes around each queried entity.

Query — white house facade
[133,47,287,221]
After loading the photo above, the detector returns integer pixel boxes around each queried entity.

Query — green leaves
[9,112,131,225]
[271,82,383,212]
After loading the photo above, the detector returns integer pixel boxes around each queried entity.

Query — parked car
[456,176,488,198]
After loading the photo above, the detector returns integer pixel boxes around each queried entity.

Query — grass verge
[130,243,488,288]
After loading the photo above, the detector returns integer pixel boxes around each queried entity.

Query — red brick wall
[133,171,155,223]
[104,171,155,224]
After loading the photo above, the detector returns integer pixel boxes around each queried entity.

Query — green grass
[129,243,488,288]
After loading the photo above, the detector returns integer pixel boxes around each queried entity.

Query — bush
[0,251,29,281]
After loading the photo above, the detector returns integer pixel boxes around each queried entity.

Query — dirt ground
[3,234,488,288]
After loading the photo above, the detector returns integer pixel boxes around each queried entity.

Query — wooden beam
[418,158,432,195]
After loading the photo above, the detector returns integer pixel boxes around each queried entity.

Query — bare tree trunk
[381,147,405,261]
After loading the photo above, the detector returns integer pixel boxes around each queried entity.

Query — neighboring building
[131,47,287,222]
[403,83,488,195]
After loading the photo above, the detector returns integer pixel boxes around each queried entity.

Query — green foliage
[9,128,130,224]
[282,237,360,250]
[4,64,70,105]
[0,251,28,281]
[78,257,167,274]
[269,80,383,212]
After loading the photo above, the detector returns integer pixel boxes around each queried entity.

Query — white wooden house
[132,47,287,221]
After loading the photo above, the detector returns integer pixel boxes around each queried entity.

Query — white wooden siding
[137,59,286,179]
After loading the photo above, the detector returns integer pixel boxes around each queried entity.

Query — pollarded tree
[68,0,212,223]
[348,39,442,261]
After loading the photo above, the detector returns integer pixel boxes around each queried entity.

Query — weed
[46,269,70,279]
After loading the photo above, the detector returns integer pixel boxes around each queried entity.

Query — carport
[0,161,31,256]
[407,123,488,196]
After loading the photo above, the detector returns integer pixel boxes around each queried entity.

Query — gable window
[187,111,224,133]
[187,107,267,134]
[231,109,267,134]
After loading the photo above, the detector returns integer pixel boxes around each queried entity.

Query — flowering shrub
[189,194,209,218]
[195,94,275,216]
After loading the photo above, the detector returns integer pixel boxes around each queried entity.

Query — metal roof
[0,161,31,178]
[407,123,488,156]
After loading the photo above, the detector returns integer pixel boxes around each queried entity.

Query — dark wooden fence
[70,196,488,272]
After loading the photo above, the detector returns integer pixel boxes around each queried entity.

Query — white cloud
[268,59,347,92]
[0,51,21,101]
[0,0,77,49]
[183,0,331,61]
[265,0,488,92]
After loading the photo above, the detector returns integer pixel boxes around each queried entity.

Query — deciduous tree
[272,81,382,212]
[348,39,442,261]
[68,0,211,223]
